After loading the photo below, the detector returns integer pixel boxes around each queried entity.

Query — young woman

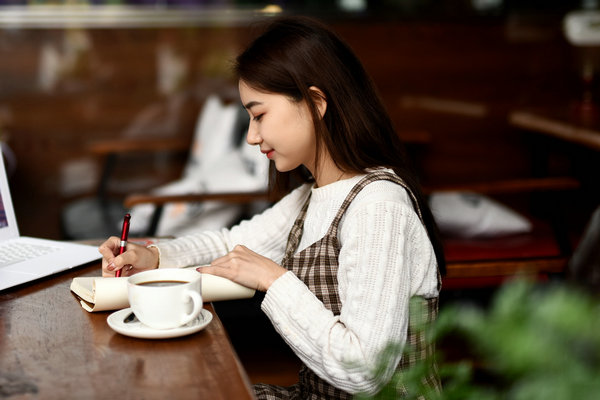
[100,16,444,399]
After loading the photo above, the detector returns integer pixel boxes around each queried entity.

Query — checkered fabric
[254,171,442,399]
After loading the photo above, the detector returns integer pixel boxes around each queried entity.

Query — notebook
[0,149,101,291]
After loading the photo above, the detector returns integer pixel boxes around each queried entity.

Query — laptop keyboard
[0,241,61,268]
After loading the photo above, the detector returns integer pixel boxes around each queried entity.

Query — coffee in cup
[127,268,202,330]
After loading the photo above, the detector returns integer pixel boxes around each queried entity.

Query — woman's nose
[246,123,261,145]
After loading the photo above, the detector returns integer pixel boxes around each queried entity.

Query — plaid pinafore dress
[254,171,442,400]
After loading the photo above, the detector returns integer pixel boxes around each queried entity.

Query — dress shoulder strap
[328,170,424,237]
[282,191,312,262]
[328,170,441,291]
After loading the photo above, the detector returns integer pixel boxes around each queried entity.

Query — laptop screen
[0,192,8,228]
[0,148,21,241]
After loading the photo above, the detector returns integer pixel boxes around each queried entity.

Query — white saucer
[107,308,213,339]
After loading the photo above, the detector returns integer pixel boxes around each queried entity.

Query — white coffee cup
[127,268,203,330]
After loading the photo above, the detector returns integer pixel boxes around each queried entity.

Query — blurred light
[471,0,502,13]
[338,0,366,13]
[0,5,268,28]
[260,5,283,15]
[564,10,600,46]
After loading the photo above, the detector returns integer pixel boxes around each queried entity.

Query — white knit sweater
[154,172,439,395]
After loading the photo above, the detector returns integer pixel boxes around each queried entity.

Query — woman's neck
[311,156,357,188]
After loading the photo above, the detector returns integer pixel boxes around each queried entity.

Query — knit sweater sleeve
[261,195,439,395]
[152,184,311,268]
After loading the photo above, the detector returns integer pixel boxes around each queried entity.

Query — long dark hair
[235,16,445,275]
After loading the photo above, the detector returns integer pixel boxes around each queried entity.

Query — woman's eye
[253,114,263,122]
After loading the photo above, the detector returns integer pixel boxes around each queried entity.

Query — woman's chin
[273,162,297,173]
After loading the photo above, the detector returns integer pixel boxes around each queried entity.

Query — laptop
[0,149,101,291]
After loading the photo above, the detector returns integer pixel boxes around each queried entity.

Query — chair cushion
[429,191,532,238]
[443,219,562,262]
[183,95,240,178]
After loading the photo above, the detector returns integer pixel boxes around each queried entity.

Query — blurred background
[0,0,598,239]
[0,0,597,271]
[1,0,597,241]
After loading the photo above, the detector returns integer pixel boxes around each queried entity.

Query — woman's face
[239,80,317,173]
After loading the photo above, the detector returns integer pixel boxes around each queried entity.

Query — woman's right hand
[98,236,160,277]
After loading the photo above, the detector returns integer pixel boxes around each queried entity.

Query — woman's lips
[261,149,274,159]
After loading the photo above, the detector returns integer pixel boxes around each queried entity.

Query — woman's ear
[309,86,327,118]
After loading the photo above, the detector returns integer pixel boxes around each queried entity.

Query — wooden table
[0,262,255,400]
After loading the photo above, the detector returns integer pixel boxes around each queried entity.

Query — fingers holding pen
[99,236,120,277]
[102,246,138,277]
[103,254,131,277]
[98,236,120,259]
[102,261,135,277]
[99,238,160,277]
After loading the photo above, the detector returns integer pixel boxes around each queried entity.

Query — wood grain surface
[0,263,254,399]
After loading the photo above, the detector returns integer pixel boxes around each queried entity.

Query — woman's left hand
[199,245,286,292]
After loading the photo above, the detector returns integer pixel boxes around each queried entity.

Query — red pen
[115,213,131,278]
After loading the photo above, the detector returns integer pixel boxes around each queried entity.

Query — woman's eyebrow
[244,101,262,110]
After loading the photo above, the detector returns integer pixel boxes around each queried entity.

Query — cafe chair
[61,94,271,239]
[425,177,580,290]
[397,97,582,291]
[124,95,271,237]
